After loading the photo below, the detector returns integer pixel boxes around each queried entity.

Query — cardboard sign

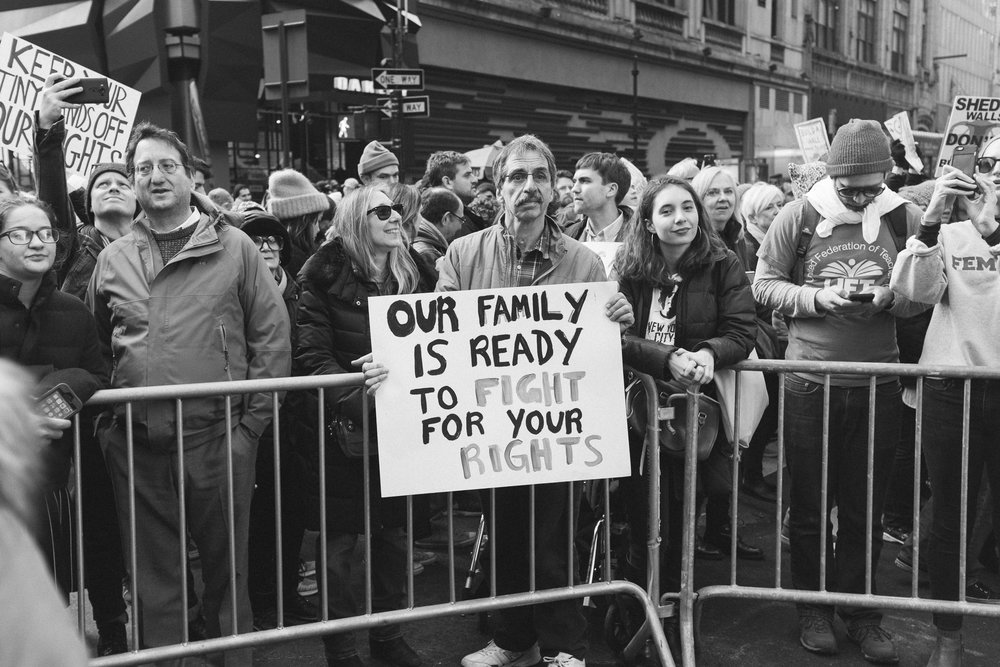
[0,33,140,177]
[369,282,632,497]
[794,118,831,163]
[884,111,923,172]
[935,96,1000,175]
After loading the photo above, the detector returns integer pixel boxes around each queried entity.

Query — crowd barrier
[75,372,674,666]
[678,359,1000,667]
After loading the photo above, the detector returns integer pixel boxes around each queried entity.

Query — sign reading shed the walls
[369,282,631,497]
[0,33,141,177]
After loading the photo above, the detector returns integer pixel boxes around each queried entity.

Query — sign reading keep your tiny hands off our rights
[0,33,140,178]
[369,282,631,497]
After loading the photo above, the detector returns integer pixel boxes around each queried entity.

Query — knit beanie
[825,119,893,177]
[358,140,398,177]
[85,163,129,216]
[266,169,330,220]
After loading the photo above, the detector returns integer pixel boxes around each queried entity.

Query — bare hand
[39,415,71,441]
[961,173,1000,237]
[351,353,388,396]
[39,75,82,130]
[667,349,706,386]
[815,288,866,315]
[686,349,716,384]
[605,292,635,333]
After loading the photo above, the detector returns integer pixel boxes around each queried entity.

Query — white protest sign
[582,241,621,279]
[0,33,141,177]
[883,111,923,172]
[935,96,1000,175]
[369,282,631,497]
[794,118,830,163]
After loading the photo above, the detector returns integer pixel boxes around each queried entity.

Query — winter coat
[88,199,291,450]
[618,247,756,383]
[295,238,437,533]
[0,272,107,490]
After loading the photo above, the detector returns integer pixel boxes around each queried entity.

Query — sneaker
[461,640,541,667]
[893,548,927,574]
[97,622,128,656]
[415,530,477,551]
[966,580,1000,604]
[413,549,437,566]
[298,576,318,596]
[542,653,584,666]
[410,560,424,576]
[882,524,909,545]
[799,615,837,655]
[846,623,899,664]
[299,559,316,578]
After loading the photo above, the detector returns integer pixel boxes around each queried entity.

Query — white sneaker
[461,640,540,667]
[543,653,584,666]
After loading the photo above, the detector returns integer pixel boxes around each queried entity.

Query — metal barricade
[676,359,1000,666]
[72,372,673,666]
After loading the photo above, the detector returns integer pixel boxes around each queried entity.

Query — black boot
[370,636,423,667]
[97,622,128,656]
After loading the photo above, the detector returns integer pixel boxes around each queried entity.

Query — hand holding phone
[950,145,981,197]
[37,383,83,420]
[847,292,875,303]
[64,77,110,105]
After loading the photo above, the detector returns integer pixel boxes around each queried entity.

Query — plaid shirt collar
[500,215,558,286]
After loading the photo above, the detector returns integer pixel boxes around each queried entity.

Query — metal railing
[75,372,673,666]
[676,359,1000,666]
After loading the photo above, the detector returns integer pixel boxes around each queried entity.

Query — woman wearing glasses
[890,147,1000,667]
[0,197,107,603]
[296,186,436,667]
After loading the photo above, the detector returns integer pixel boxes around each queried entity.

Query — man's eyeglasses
[134,160,183,177]
[836,184,885,199]
[0,228,59,245]
[366,203,405,220]
[250,235,283,250]
[976,157,1000,174]
[449,210,468,224]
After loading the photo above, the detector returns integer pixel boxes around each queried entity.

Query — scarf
[806,177,907,244]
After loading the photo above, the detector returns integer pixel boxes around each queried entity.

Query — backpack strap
[792,200,821,285]
[885,203,909,254]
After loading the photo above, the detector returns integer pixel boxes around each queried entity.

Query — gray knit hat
[358,140,398,178]
[266,169,329,220]
[825,119,893,177]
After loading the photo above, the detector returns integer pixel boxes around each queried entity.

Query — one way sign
[376,96,431,118]
[371,68,424,91]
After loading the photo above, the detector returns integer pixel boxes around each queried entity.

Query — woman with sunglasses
[296,186,436,667]
[615,177,756,655]
[890,151,1000,667]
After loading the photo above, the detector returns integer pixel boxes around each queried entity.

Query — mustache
[515,195,542,206]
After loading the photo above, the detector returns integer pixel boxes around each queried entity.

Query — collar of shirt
[584,211,624,242]
[162,208,201,234]
[500,217,555,260]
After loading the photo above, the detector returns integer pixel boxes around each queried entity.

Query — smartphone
[848,292,875,303]
[37,383,83,420]
[951,144,977,177]
[65,77,110,104]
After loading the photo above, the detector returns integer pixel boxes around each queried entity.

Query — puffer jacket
[619,246,757,381]
[295,238,437,533]
[88,201,291,450]
[0,272,107,490]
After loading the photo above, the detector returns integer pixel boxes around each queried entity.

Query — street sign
[371,68,424,91]
[376,96,430,118]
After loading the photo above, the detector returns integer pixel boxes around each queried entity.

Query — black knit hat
[825,120,893,177]
[239,208,291,267]
[85,163,130,219]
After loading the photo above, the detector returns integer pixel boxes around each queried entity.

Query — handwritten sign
[369,282,631,497]
[794,118,831,163]
[935,96,1000,175]
[0,33,140,177]
[884,111,923,172]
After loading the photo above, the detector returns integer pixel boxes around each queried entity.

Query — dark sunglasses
[976,157,999,174]
[836,184,885,199]
[366,203,405,220]
[250,235,283,250]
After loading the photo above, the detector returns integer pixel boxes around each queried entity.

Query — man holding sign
[436,134,633,667]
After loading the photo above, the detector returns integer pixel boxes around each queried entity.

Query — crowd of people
[0,73,998,667]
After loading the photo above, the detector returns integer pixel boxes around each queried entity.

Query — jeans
[921,378,1000,631]
[784,376,901,625]
[320,527,407,658]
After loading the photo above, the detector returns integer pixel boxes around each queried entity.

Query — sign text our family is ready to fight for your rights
[369,282,631,497]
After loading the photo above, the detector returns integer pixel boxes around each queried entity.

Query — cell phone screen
[848,292,875,303]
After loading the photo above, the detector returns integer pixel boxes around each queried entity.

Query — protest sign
[794,118,830,163]
[369,282,631,497]
[0,33,140,177]
[884,111,923,172]
[582,241,621,278]
[935,96,1000,175]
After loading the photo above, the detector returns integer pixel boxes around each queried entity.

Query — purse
[326,414,371,458]
[625,374,721,462]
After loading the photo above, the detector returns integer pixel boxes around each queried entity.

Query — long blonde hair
[327,186,420,294]
[0,360,44,528]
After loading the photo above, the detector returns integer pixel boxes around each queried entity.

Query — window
[759,86,770,109]
[793,93,803,114]
[771,0,781,39]
[704,0,736,24]
[856,0,876,64]
[814,0,839,52]
[891,6,909,74]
